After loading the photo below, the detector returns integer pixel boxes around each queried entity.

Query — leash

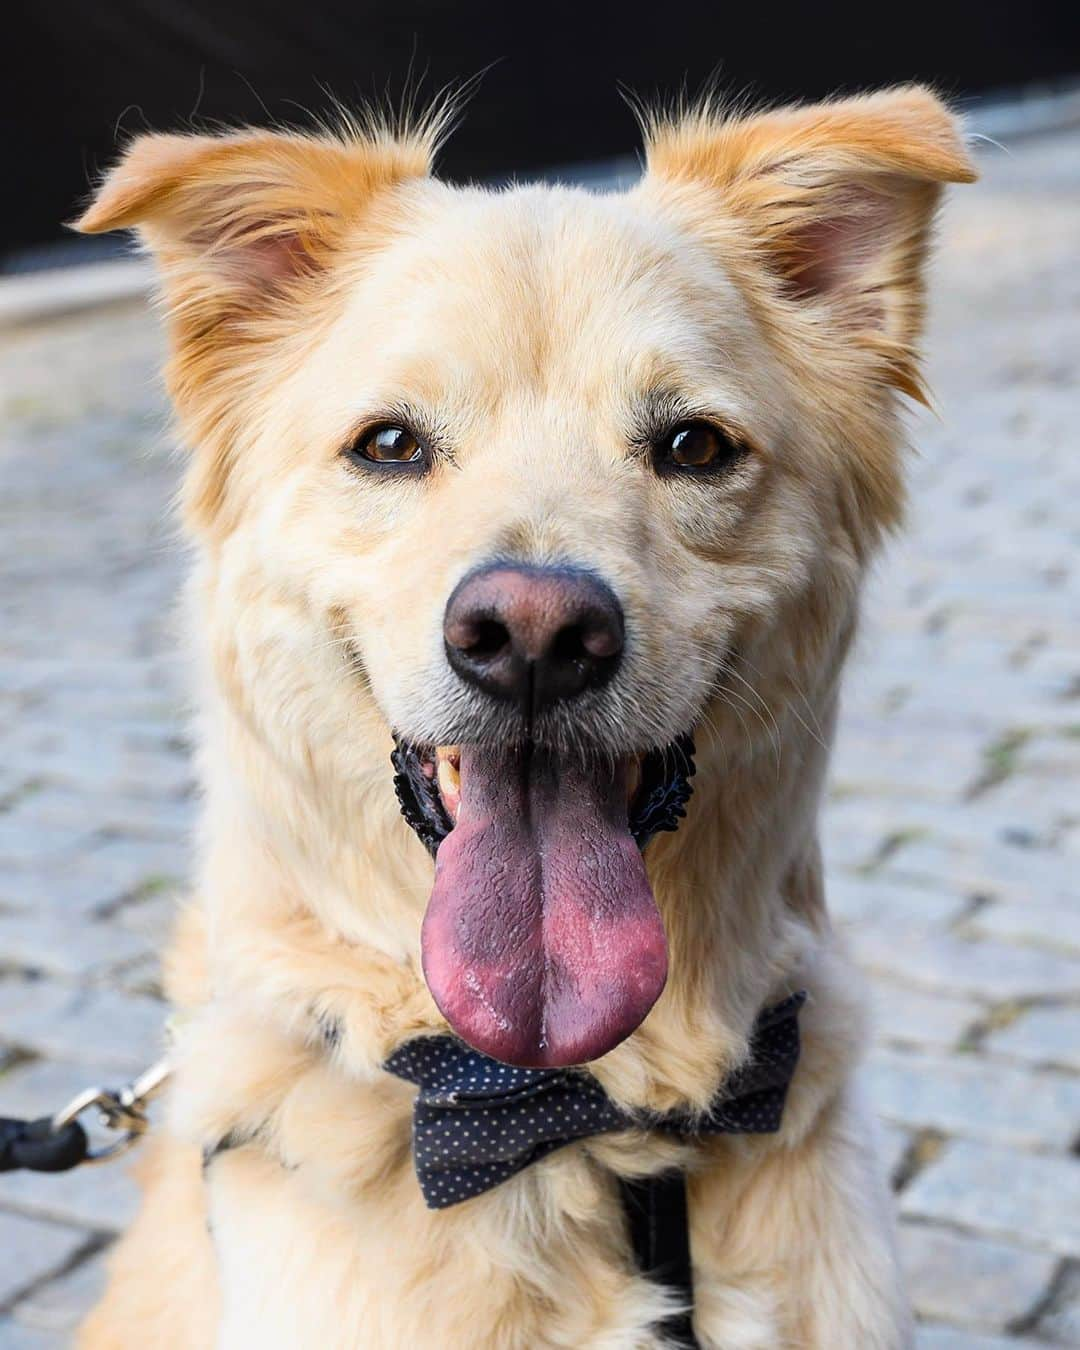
[0,1057,172,1175]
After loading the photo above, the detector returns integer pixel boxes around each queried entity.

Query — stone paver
[965,899,1080,957]
[853,928,1080,1002]
[1034,1262,1080,1344]
[878,1121,914,1186]
[0,978,166,1071]
[899,1224,1057,1333]
[827,874,970,931]
[916,1329,1048,1350]
[0,112,1078,1339]
[987,1008,1080,1074]
[866,1049,1080,1151]
[0,1321,66,1350]
[0,1211,90,1309]
[867,979,981,1054]
[0,912,151,981]
[8,1251,107,1335]
[903,1140,1080,1256]
[0,1161,140,1238]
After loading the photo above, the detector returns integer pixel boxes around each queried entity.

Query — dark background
[5,1,1078,269]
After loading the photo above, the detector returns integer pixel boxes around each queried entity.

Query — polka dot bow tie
[384,991,806,1209]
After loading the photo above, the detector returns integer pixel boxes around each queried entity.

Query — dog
[72,85,974,1348]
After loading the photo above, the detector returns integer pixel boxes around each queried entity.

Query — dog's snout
[443,564,624,711]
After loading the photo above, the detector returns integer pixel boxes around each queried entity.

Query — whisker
[716,682,782,781]
[732,652,828,752]
[712,692,755,766]
[723,664,785,754]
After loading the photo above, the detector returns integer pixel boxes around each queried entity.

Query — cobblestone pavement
[1,122,1078,1347]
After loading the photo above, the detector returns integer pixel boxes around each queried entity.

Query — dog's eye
[349,424,424,467]
[655,422,744,473]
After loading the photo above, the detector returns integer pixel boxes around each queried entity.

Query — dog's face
[79,89,973,1067]
[246,183,808,755]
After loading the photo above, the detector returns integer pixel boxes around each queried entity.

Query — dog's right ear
[73,124,433,306]
[73,122,436,530]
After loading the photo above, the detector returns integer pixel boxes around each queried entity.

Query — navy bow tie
[385,991,806,1209]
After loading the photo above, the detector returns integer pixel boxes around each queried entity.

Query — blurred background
[1,3,1078,1346]
[4,0,1080,270]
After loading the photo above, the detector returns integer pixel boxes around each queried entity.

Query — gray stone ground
[0,122,1077,1347]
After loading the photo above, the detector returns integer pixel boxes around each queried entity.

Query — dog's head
[78,88,973,1067]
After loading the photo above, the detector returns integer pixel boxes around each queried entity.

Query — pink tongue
[421,745,668,1067]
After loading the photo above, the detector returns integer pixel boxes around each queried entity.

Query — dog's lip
[423,743,645,825]
[394,733,695,859]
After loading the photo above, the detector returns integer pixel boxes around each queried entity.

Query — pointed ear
[643,86,976,389]
[73,122,436,533]
[73,122,433,307]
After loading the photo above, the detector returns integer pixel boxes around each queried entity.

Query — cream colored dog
[73,86,974,1348]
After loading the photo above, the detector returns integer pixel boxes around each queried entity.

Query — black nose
[444,563,624,712]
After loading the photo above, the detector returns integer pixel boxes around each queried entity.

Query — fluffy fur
[73,86,974,1348]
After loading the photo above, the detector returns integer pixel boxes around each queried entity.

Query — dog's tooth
[626,758,642,803]
[437,757,461,820]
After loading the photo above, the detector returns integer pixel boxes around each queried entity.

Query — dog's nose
[444,564,624,711]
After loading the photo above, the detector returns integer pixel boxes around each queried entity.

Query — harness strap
[618,1171,700,1349]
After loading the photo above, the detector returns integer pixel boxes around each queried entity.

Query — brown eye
[349,423,424,467]
[656,421,743,473]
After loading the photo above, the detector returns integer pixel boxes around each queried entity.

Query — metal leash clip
[50,1058,173,1164]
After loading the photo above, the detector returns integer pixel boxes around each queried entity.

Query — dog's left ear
[643,86,976,392]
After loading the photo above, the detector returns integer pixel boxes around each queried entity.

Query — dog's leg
[78,1136,219,1349]
[692,1087,911,1350]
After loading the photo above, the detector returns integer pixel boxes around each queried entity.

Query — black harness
[619,1172,699,1348]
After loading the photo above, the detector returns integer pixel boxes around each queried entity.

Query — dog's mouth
[393,735,694,1068]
